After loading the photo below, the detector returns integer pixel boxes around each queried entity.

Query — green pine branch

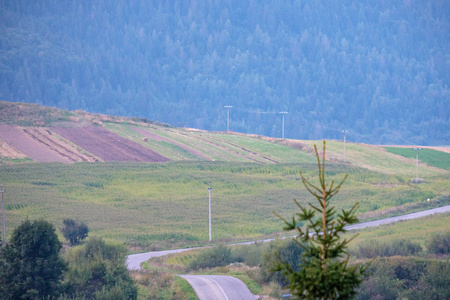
[273,141,369,299]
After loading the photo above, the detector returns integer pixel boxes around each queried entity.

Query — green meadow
[346,212,450,250]
[384,147,450,170]
[1,149,448,250]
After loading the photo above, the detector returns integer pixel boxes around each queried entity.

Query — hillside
[1,101,449,170]
[0,102,449,249]
[0,1,449,145]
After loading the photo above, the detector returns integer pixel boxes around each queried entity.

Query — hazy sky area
[0,1,449,145]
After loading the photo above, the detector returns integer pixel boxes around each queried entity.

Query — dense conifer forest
[0,0,448,145]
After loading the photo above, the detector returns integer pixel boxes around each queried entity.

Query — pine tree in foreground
[274,141,369,299]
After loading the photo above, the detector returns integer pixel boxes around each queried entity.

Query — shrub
[354,239,422,258]
[356,257,449,300]
[63,237,137,299]
[427,231,450,255]
[261,239,304,285]
[188,245,233,270]
[231,242,266,267]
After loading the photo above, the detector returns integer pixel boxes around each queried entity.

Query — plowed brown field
[52,126,169,162]
[0,125,92,163]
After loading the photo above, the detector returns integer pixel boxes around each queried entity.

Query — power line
[208,182,212,242]
[224,105,232,132]
[1,184,6,246]
[280,111,288,139]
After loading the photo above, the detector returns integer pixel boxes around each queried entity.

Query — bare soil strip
[0,137,28,160]
[23,128,99,162]
[131,127,211,160]
[52,126,169,162]
[0,125,72,163]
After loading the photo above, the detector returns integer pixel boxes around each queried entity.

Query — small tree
[61,218,89,246]
[274,141,368,299]
[0,219,66,299]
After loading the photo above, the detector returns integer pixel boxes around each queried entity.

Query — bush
[356,257,449,300]
[261,239,304,285]
[63,237,137,299]
[231,242,266,267]
[427,231,450,255]
[188,245,233,270]
[353,239,422,258]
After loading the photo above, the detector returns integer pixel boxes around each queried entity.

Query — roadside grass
[0,159,448,250]
[358,195,450,221]
[173,277,198,300]
[384,147,450,170]
[132,268,198,300]
[346,212,450,250]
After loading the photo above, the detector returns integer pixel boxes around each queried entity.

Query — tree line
[0,0,448,145]
[0,219,137,299]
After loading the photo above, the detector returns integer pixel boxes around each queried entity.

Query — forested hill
[0,1,448,145]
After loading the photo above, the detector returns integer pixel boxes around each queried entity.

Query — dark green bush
[353,239,422,258]
[261,239,304,285]
[63,237,137,299]
[427,231,450,255]
[188,245,233,270]
[231,242,266,267]
[356,257,449,300]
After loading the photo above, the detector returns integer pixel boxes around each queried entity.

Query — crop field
[384,147,450,170]
[1,156,448,250]
[104,122,316,164]
[1,102,448,252]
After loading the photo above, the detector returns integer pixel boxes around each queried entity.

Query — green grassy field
[346,212,450,250]
[384,147,450,170]
[1,104,448,250]
[104,122,317,164]
[1,153,448,250]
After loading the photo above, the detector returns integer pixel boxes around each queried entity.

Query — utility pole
[279,111,288,139]
[224,105,232,132]
[342,130,348,162]
[208,182,212,242]
[1,184,6,246]
[412,148,422,182]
